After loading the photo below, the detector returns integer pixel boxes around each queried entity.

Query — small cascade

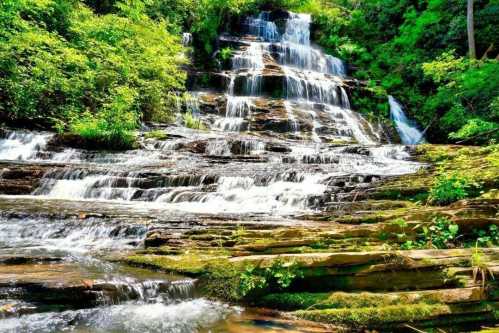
[389,96,425,144]
[276,13,345,76]
[238,139,265,155]
[0,130,52,161]
[185,92,201,116]
[284,101,300,135]
[206,139,232,156]
[168,279,196,299]
[0,298,237,332]
[232,42,266,71]
[33,170,141,201]
[0,217,148,254]
[245,12,280,42]
[214,96,253,131]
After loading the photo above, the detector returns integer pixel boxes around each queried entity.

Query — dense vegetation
[1,0,497,147]
[303,0,499,144]
[0,0,187,148]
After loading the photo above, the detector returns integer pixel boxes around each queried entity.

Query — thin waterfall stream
[0,10,425,333]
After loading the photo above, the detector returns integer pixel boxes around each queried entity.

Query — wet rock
[176,140,208,154]
[265,142,291,153]
[0,256,62,265]
[186,71,228,92]
[341,146,372,156]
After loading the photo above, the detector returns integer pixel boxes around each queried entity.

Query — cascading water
[389,95,425,144]
[0,9,427,332]
[245,12,280,42]
[0,130,52,161]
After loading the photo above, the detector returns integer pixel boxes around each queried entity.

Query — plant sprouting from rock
[470,245,495,291]
[239,259,303,297]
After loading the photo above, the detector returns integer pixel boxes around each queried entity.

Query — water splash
[0,299,238,333]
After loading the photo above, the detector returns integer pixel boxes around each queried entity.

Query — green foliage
[389,218,415,250]
[449,119,499,142]
[144,129,168,140]
[219,47,233,61]
[69,86,138,149]
[429,173,477,205]
[240,259,303,296]
[470,246,495,290]
[389,216,462,250]
[420,216,460,249]
[183,112,205,130]
[473,225,499,247]
[306,0,499,144]
[0,0,186,148]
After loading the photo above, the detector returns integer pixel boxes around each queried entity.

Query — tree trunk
[467,0,476,59]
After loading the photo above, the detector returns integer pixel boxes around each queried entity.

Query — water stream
[0,10,424,332]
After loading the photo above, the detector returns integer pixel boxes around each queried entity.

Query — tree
[467,0,476,59]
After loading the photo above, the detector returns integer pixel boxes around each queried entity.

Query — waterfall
[388,96,425,144]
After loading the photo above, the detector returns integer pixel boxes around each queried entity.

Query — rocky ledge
[123,144,499,331]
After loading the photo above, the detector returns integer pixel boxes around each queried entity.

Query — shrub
[144,130,168,140]
[420,216,460,249]
[429,173,475,205]
[473,225,499,247]
[219,47,233,62]
[239,259,303,297]
[69,87,138,149]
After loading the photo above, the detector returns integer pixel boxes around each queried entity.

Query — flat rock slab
[230,248,499,268]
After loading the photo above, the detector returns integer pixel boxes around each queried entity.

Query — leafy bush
[429,173,476,205]
[0,0,186,148]
[420,216,460,249]
[219,47,233,62]
[240,259,303,297]
[69,87,138,149]
[473,225,499,247]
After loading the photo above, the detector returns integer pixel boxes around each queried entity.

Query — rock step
[0,262,182,308]
[258,287,488,311]
[292,301,499,330]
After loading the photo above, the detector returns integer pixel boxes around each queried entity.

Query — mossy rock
[293,302,499,328]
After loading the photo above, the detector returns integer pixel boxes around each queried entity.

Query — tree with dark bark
[467,0,476,59]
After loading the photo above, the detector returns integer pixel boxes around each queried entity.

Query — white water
[0,299,237,333]
[246,12,280,42]
[0,131,52,161]
[0,217,147,254]
[389,96,425,144]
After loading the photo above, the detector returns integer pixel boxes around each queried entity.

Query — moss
[144,130,168,140]
[124,252,249,302]
[259,291,448,311]
[125,254,211,275]
[258,292,330,310]
[294,303,449,327]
